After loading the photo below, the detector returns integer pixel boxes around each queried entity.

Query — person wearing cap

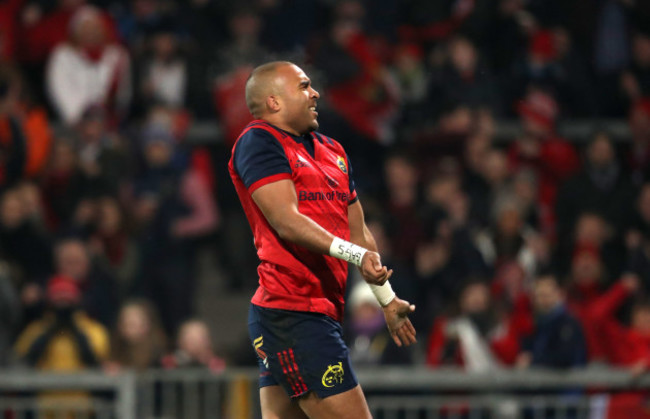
[345,281,413,367]
[14,276,110,419]
[507,88,580,239]
[14,275,109,371]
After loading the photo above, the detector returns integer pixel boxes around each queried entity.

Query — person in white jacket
[46,6,131,126]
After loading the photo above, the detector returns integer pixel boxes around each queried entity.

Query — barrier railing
[0,370,137,419]
[1,367,648,419]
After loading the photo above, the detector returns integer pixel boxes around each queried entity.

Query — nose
[310,87,320,99]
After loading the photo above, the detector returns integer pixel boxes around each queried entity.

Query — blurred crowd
[1,0,650,387]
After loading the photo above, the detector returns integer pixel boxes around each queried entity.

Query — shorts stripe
[277,351,301,395]
[282,350,307,394]
[289,348,308,392]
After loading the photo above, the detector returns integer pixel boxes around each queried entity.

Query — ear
[266,95,281,113]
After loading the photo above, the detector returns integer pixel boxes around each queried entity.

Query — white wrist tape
[329,237,368,267]
[369,281,396,307]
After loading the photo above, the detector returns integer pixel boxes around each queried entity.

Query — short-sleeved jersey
[228,120,358,322]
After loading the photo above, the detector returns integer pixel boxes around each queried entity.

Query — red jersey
[228,120,358,322]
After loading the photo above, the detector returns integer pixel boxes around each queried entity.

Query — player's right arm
[251,179,335,253]
[251,179,389,285]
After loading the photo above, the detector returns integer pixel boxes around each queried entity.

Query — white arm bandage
[369,282,396,307]
[329,237,368,267]
[329,237,396,306]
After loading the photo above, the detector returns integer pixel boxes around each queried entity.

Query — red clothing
[325,32,399,142]
[597,302,650,367]
[426,315,522,367]
[18,7,118,64]
[586,285,650,419]
[0,0,23,61]
[508,136,580,238]
[229,121,356,322]
[567,282,631,362]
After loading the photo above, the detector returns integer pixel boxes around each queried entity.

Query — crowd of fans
[1,0,650,388]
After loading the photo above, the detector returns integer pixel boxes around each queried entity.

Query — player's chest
[284,144,349,192]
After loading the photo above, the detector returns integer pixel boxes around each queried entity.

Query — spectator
[52,237,118,327]
[0,66,53,184]
[516,275,587,369]
[508,88,580,238]
[161,319,225,372]
[18,0,118,65]
[620,32,650,110]
[0,186,52,284]
[597,296,650,418]
[46,5,131,125]
[556,131,637,246]
[415,169,488,325]
[13,275,109,413]
[429,36,502,115]
[135,24,189,111]
[14,275,109,370]
[88,196,140,300]
[311,1,399,144]
[462,145,513,230]
[75,105,128,196]
[551,27,596,117]
[474,194,542,278]
[391,43,429,129]
[628,99,650,185]
[510,28,595,116]
[211,9,270,146]
[427,280,526,371]
[397,0,475,44]
[599,297,650,368]
[490,261,536,331]
[461,134,492,229]
[345,281,413,366]
[382,152,422,265]
[565,243,639,362]
[133,122,217,333]
[483,0,529,74]
[627,182,650,249]
[0,261,20,366]
[510,169,541,229]
[0,69,27,193]
[557,211,626,284]
[108,299,167,372]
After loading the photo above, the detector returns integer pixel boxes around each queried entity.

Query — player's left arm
[348,200,417,347]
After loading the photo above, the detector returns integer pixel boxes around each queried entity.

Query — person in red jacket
[426,280,527,370]
[507,88,580,239]
[565,244,639,362]
[591,283,650,419]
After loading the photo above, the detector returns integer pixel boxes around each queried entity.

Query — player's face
[277,65,320,135]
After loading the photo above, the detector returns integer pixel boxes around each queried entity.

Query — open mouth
[309,106,318,116]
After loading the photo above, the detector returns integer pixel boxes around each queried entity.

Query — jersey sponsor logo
[298,190,349,202]
[336,156,347,174]
[294,155,310,169]
[253,336,269,369]
[322,362,345,388]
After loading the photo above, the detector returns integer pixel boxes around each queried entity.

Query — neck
[261,117,302,136]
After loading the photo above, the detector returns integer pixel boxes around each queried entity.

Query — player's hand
[382,297,416,347]
[360,251,392,285]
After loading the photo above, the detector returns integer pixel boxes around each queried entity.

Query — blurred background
[2,0,650,417]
